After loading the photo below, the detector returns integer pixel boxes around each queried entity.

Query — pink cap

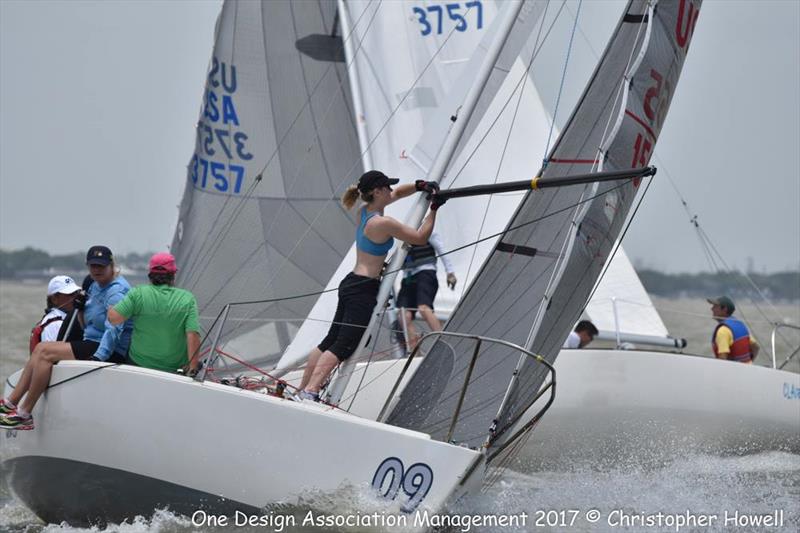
[149,252,178,274]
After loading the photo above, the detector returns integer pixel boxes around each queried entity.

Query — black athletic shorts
[318,272,381,361]
[396,270,438,318]
[69,340,127,363]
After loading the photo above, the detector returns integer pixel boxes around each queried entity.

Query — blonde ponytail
[342,184,360,210]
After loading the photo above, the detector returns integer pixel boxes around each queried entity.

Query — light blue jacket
[84,276,133,360]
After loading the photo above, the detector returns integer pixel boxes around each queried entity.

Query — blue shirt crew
[84,277,133,360]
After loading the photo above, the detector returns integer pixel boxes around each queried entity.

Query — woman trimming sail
[297,170,445,401]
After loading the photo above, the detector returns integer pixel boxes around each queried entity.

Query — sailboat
[269,0,800,467]
[2,0,708,525]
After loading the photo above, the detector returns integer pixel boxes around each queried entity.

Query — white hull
[292,350,800,469]
[525,350,800,469]
[1,362,482,526]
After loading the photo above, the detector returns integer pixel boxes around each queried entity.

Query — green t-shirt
[114,284,200,372]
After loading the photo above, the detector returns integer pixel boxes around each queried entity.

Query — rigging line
[453,0,559,299]
[446,0,568,189]
[698,222,789,333]
[337,355,407,407]
[187,6,390,326]
[254,0,478,288]
[192,2,384,315]
[181,0,249,281]
[557,4,783,354]
[209,3,387,325]
[224,180,633,307]
[694,225,793,351]
[542,0,582,165]
[182,0,380,288]
[518,3,655,357]
[184,3,256,287]
[500,4,653,360]
[418,384,511,434]
[44,363,120,389]
[486,427,533,481]
[182,2,381,290]
[217,3,480,336]
[578,174,655,322]
[494,180,657,400]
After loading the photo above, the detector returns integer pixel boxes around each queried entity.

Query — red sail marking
[625,110,656,140]
[548,158,601,165]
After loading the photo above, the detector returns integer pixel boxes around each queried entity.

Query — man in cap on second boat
[708,296,760,364]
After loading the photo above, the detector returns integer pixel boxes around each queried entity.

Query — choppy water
[1,281,799,532]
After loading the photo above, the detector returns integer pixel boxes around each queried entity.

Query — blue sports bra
[356,207,394,256]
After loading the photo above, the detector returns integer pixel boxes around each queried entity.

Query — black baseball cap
[86,245,113,266]
[357,170,399,193]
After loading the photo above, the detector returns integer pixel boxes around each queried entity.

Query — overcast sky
[1,0,798,273]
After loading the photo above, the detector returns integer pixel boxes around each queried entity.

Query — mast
[337,0,372,170]
[326,0,528,404]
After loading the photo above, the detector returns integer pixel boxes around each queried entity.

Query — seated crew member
[708,296,759,363]
[562,320,598,349]
[29,275,84,353]
[396,231,457,350]
[0,276,84,425]
[0,246,132,430]
[107,252,201,373]
[296,170,445,402]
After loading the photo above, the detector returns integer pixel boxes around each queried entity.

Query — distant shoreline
[3,247,798,301]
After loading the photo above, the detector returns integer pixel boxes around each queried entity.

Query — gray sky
[1,0,798,273]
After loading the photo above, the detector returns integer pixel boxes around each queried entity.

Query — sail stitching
[182,1,380,294]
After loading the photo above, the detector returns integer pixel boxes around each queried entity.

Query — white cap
[47,275,81,296]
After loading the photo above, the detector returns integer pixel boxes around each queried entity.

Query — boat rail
[376,331,556,454]
[773,322,800,370]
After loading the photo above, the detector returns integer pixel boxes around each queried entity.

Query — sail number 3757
[190,155,245,194]
[413,1,483,36]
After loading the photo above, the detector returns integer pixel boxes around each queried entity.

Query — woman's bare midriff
[352,249,386,279]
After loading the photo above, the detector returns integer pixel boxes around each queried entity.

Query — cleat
[0,398,16,415]
[0,412,34,430]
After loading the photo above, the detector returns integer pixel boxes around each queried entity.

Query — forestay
[387,0,702,453]
[170,0,363,366]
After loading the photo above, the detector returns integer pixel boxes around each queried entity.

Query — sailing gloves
[416,179,446,210]
[430,195,447,211]
[415,180,440,196]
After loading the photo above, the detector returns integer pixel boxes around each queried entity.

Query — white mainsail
[278,0,552,371]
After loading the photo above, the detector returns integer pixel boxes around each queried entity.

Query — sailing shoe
[0,412,34,430]
[0,398,16,415]
[297,390,321,402]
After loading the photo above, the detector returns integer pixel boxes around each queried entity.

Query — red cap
[149,252,178,274]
